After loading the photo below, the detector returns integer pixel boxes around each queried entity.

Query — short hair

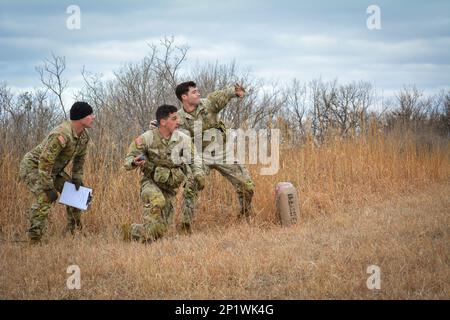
[156,104,178,124]
[175,81,197,101]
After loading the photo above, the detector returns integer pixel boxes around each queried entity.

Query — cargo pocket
[168,168,185,189]
[153,166,170,185]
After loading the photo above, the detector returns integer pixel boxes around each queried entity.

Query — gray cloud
[0,0,449,102]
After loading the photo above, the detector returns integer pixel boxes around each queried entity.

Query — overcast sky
[1,0,449,103]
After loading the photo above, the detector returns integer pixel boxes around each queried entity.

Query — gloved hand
[71,178,83,191]
[87,193,94,205]
[44,189,58,203]
[194,174,206,191]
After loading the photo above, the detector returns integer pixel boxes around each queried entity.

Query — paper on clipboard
[58,181,92,211]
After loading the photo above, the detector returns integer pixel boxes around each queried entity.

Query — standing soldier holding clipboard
[19,102,95,244]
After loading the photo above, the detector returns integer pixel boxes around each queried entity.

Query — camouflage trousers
[181,163,254,226]
[129,179,176,243]
[18,160,82,241]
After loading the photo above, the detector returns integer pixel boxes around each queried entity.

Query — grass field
[0,132,449,299]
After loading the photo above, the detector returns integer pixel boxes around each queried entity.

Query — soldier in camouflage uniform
[18,102,94,243]
[122,104,204,243]
[175,81,255,232]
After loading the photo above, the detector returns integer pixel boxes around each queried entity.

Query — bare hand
[234,83,245,98]
[133,155,146,167]
[149,119,158,129]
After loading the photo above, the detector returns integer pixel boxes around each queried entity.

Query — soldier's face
[160,112,180,133]
[80,113,95,128]
[183,86,201,106]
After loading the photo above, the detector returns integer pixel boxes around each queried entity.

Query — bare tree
[251,83,287,129]
[393,86,428,124]
[310,79,336,142]
[190,61,286,129]
[286,79,308,136]
[0,82,60,156]
[80,66,107,112]
[444,91,450,134]
[150,36,189,92]
[36,53,68,119]
[331,81,373,136]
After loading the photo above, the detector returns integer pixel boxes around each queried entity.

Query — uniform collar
[64,120,85,139]
[180,102,205,119]
[156,128,179,144]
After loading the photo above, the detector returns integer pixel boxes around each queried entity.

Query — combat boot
[180,222,192,235]
[62,220,83,237]
[27,233,42,245]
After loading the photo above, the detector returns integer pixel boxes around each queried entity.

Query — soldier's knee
[29,202,50,227]
[36,193,53,210]
[144,222,167,242]
[142,191,166,209]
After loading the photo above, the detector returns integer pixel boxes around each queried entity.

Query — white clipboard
[58,181,93,211]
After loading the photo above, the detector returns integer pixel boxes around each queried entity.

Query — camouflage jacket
[22,120,90,190]
[177,86,237,151]
[124,128,204,190]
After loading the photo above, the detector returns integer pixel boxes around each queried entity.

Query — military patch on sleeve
[57,135,67,147]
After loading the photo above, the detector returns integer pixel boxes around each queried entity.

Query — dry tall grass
[0,130,449,299]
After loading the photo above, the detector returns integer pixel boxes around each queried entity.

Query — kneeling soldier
[122,104,204,243]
